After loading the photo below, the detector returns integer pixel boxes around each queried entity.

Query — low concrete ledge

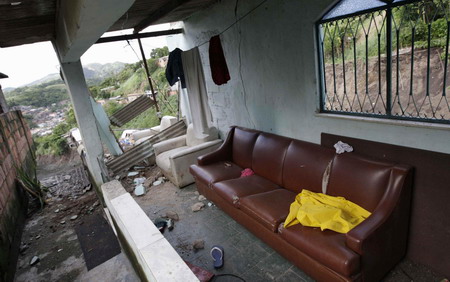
[101,180,198,282]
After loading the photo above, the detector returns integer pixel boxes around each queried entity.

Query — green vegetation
[89,47,169,99]
[33,46,175,156]
[321,0,449,62]
[6,80,69,108]
[16,165,47,208]
[105,94,178,138]
[5,62,126,108]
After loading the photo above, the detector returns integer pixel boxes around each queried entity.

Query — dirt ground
[13,152,109,281]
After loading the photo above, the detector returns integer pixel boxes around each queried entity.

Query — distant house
[157,56,168,68]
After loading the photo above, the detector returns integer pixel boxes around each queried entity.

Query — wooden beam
[133,0,190,33]
[95,28,183,44]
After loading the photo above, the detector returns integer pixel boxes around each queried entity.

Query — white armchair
[153,124,222,188]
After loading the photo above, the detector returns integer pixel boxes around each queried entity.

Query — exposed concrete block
[102,180,127,202]
[101,180,198,282]
[110,194,164,250]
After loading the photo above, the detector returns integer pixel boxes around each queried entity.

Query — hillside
[5,62,127,108]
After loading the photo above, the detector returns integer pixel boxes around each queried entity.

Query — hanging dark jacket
[165,48,186,88]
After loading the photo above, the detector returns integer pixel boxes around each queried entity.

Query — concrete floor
[16,158,445,282]
[133,174,447,282]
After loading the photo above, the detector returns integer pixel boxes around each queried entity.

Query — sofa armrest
[197,127,235,166]
[169,140,223,187]
[153,135,186,156]
[346,166,413,255]
[171,139,223,159]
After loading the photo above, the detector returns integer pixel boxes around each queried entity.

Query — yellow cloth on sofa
[284,190,371,233]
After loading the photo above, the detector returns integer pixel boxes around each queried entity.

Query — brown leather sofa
[190,126,413,282]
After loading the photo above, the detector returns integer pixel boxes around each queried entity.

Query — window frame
[316,0,450,125]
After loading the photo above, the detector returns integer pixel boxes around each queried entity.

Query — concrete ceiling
[0,0,216,48]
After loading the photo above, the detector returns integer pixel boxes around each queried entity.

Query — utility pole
[137,38,161,119]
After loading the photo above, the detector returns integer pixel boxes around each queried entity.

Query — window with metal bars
[317,0,450,124]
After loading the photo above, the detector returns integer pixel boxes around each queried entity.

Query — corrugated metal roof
[106,119,187,174]
[109,95,155,127]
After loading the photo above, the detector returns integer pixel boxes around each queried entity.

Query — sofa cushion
[232,127,260,169]
[239,189,297,232]
[190,161,242,186]
[279,224,360,277]
[213,175,280,207]
[327,154,393,212]
[252,133,292,186]
[282,140,335,193]
[156,146,189,171]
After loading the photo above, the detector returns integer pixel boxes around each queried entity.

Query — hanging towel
[181,47,213,137]
[284,189,371,234]
[166,48,186,88]
[209,35,230,85]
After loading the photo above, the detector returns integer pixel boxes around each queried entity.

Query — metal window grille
[317,0,450,124]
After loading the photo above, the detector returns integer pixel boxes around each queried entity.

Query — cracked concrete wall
[0,110,34,282]
[167,0,450,154]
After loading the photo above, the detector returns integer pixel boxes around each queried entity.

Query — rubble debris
[35,235,41,240]
[192,240,205,251]
[60,220,66,224]
[134,184,146,196]
[198,195,206,201]
[133,177,146,185]
[207,202,214,207]
[54,209,60,213]
[194,191,199,195]
[167,219,174,231]
[70,215,78,220]
[191,202,205,212]
[133,166,146,170]
[30,256,40,266]
[143,178,153,188]
[165,211,179,221]
[41,166,91,199]
[19,244,28,254]
[82,184,92,194]
[127,171,139,177]
[154,218,167,233]
[57,249,63,252]
[152,176,167,186]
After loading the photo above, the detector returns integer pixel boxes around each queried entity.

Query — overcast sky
[0,24,171,89]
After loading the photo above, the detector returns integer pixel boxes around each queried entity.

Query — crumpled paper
[334,141,353,154]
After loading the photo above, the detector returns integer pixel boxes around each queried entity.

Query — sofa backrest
[186,124,218,147]
[160,116,177,131]
[231,127,260,169]
[252,133,292,186]
[327,153,395,212]
[282,140,335,193]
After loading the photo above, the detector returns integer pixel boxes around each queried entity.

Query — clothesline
[196,0,270,48]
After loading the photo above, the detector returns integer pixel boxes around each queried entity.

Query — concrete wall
[167,0,450,154]
[0,111,34,282]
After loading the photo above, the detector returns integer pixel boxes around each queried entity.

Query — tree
[150,46,169,59]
